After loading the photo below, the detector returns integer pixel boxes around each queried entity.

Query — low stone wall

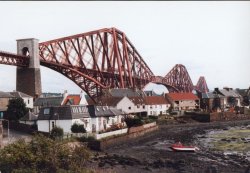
[95,128,128,140]
[89,123,158,151]
[186,111,250,122]
[210,112,250,122]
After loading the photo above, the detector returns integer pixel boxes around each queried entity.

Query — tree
[51,126,64,140]
[243,96,250,106]
[7,98,28,121]
[71,123,86,133]
[124,117,143,128]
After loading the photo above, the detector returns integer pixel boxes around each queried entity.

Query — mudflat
[89,119,250,173]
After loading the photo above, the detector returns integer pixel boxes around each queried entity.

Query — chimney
[63,90,68,98]
[214,88,219,93]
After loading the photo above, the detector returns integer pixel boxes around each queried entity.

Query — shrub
[50,126,64,140]
[148,115,158,120]
[125,117,143,127]
[0,134,91,173]
[78,136,96,142]
[71,123,86,133]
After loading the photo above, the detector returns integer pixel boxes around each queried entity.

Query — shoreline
[89,119,250,173]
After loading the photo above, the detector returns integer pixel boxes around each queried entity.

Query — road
[2,128,32,147]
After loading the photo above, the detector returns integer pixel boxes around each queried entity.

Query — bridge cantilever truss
[38,28,154,100]
[0,27,209,101]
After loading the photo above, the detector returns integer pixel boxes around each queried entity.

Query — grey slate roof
[34,97,64,107]
[88,105,125,117]
[107,88,145,97]
[38,105,125,121]
[218,89,241,97]
[0,91,14,98]
[202,92,224,99]
[20,111,38,121]
[38,105,90,120]
[235,89,250,97]
[8,91,32,98]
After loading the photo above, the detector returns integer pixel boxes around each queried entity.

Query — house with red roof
[165,93,200,111]
[145,96,170,116]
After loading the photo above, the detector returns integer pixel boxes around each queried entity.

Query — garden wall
[88,122,158,151]
[210,112,250,122]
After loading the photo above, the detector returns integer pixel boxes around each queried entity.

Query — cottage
[145,96,170,116]
[166,93,200,111]
[37,105,91,133]
[88,105,126,133]
[37,105,126,134]
[202,88,242,112]
[8,91,33,109]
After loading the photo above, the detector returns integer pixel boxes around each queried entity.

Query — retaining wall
[89,123,158,151]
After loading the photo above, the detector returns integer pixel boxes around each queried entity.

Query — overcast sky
[0,1,249,95]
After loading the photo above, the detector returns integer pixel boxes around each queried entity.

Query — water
[197,125,250,161]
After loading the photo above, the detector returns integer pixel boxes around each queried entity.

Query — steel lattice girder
[195,76,209,93]
[39,28,154,101]
[163,64,194,93]
[0,51,29,67]
[0,28,210,101]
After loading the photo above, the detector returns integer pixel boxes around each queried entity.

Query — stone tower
[16,38,42,98]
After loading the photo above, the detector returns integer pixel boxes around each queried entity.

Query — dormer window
[44,108,50,115]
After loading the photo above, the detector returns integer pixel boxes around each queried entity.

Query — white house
[37,105,91,133]
[37,105,126,134]
[88,105,126,133]
[145,96,170,116]
[9,91,33,109]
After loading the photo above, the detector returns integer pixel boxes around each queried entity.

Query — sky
[0,1,249,95]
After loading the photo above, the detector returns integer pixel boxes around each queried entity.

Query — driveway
[2,128,32,147]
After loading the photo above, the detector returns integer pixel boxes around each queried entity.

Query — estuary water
[197,125,250,161]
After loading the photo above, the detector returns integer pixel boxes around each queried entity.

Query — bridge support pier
[16,38,42,98]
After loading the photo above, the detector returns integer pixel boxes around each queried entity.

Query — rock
[205,166,218,173]
[98,162,105,167]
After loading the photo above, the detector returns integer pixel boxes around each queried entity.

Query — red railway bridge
[0,27,208,102]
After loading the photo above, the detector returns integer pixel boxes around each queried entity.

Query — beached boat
[170,142,199,152]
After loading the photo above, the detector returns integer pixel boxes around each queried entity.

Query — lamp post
[54,113,59,126]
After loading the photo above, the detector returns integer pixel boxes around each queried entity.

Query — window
[52,121,55,128]
[28,99,30,104]
[128,107,131,110]
[143,105,145,109]
[137,105,140,108]
[44,108,50,115]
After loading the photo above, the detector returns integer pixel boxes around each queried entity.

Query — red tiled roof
[63,95,81,105]
[145,96,170,105]
[166,93,199,101]
[128,96,146,105]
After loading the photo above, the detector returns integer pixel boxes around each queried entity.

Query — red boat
[170,142,200,152]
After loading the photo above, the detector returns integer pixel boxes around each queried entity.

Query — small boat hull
[170,142,199,152]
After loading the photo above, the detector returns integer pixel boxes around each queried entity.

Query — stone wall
[89,124,158,151]
[210,112,250,122]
